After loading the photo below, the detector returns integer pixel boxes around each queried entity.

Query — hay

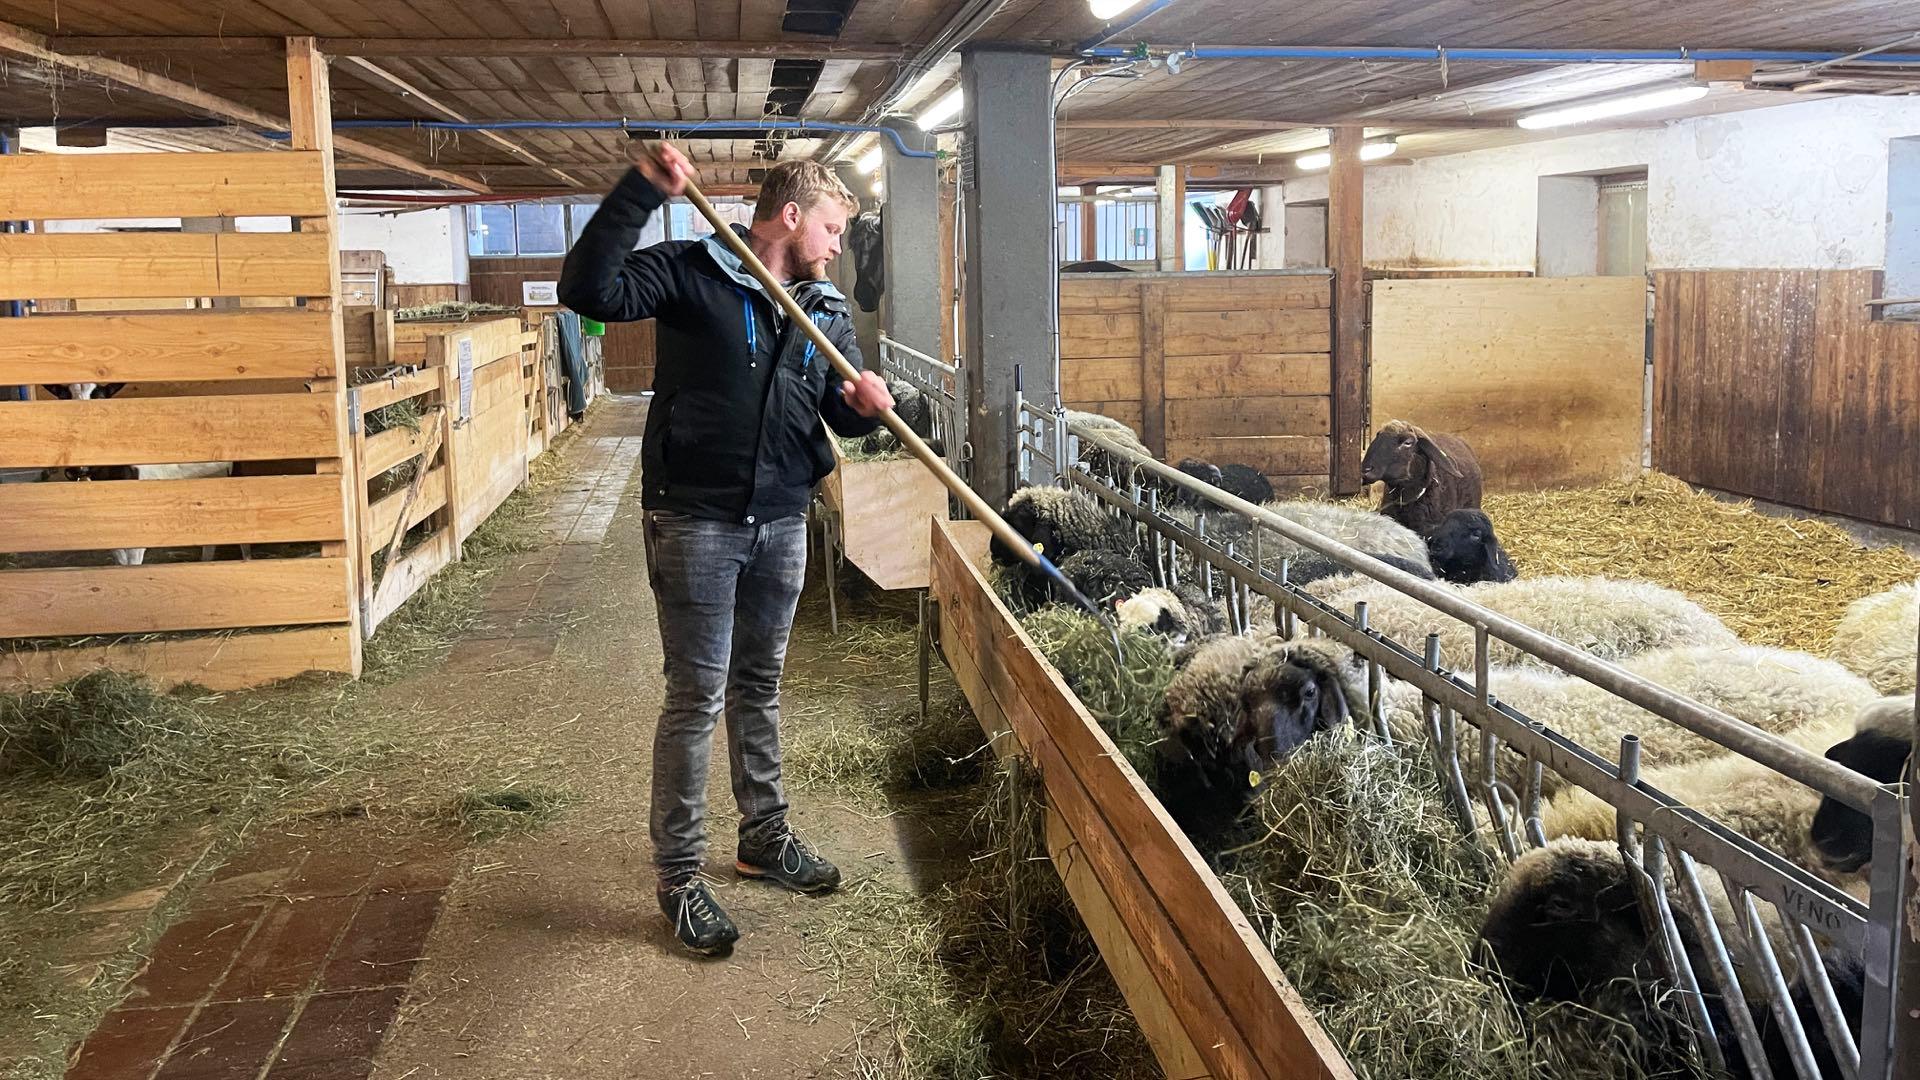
[1222,733,1673,1080]
[0,672,197,779]
[451,783,568,841]
[1487,472,1920,652]
[394,301,521,323]
[837,434,909,463]
[1017,607,1174,776]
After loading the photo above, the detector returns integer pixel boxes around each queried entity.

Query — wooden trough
[927,518,1355,1080]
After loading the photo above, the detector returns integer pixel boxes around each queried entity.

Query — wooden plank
[362,424,436,480]
[362,467,449,554]
[355,368,443,413]
[0,152,329,221]
[1166,436,1330,476]
[834,457,948,591]
[1141,282,1168,456]
[1060,276,1145,315]
[0,233,333,300]
[1063,400,1145,433]
[0,311,337,384]
[931,523,1354,1080]
[0,626,356,691]
[0,559,352,637]
[1163,308,1331,355]
[1371,277,1645,490]
[1166,396,1332,439]
[1061,312,1145,360]
[1328,127,1366,494]
[1062,356,1144,404]
[366,529,456,634]
[0,394,342,468]
[1161,275,1331,311]
[1164,353,1331,399]
[0,475,344,553]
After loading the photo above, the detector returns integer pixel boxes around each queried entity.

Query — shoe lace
[770,825,819,877]
[670,876,723,931]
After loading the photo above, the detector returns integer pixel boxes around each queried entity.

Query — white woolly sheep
[1829,578,1917,696]
[1378,644,1877,804]
[1154,634,1369,841]
[1317,575,1739,674]
[1117,584,1228,644]
[1065,409,1151,459]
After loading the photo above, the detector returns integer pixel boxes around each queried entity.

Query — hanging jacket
[558,169,879,525]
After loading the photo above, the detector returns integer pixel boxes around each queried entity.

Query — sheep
[1828,578,1917,696]
[1808,696,1913,875]
[1064,409,1150,459]
[1360,419,1484,537]
[1478,839,1866,1080]
[1214,463,1275,505]
[1173,459,1224,507]
[1117,584,1228,645]
[1424,508,1517,585]
[1315,575,1739,674]
[991,485,1137,608]
[1057,548,1155,607]
[1163,501,1434,576]
[1153,634,1369,842]
[857,378,944,456]
[1378,644,1877,805]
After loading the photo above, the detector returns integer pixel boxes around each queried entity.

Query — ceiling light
[856,146,883,174]
[871,176,884,197]
[1517,84,1710,130]
[1088,0,1147,18]
[1294,139,1399,171]
[917,87,965,130]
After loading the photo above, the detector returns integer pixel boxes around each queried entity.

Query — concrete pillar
[828,162,882,369]
[880,121,941,357]
[961,47,1054,508]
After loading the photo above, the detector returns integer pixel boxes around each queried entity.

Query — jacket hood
[699,223,848,306]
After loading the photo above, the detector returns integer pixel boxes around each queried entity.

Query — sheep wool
[1319,575,1738,674]
[1829,578,1918,696]
[1000,485,1134,561]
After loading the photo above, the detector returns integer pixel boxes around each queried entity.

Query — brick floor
[541,436,641,544]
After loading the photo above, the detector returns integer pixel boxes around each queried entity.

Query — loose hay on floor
[1486,472,1920,652]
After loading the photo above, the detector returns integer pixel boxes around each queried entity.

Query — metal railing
[877,334,970,492]
[1012,392,1910,1080]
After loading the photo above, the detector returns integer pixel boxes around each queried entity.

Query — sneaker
[736,823,841,894]
[657,876,739,956]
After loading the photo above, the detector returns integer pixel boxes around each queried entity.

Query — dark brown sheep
[1359,419,1484,537]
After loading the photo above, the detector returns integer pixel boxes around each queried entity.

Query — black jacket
[558,169,878,525]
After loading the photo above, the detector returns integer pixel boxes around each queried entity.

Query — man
[559,142,893,956]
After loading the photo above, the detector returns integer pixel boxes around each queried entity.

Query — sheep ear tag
[1032,542,1044,554]
[1247,770,1262,789]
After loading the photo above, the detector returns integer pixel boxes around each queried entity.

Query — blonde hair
[752,159,858,223]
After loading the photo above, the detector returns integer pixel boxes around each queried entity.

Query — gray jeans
[643,509,808,884]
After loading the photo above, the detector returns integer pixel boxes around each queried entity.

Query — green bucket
[581,318,606,337]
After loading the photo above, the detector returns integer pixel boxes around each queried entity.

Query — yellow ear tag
[1033,542,1044,554]
[1248,770,1263,789]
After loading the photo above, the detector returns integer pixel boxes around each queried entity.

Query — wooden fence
[0,150,362,689]
[1370,277,1647,490]
[1060,270,1334,494]
[929,519,1354,1080]
[1653,269,1920,530]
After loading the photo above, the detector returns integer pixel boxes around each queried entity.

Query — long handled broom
[661,149,1103,619]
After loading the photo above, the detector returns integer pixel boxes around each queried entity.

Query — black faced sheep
[1478,839,1865,1080]
[1116,584,1228,645]
[1829,578,1917,696]
[1173,459,1224,508]
[1168,458,1272,509]
[992,486,1138,608]
[858,378,941,456]
[1809,696,1913,876]
[1424,508,1518,585]
[1153,635,1368,842]
[1057,548,1155,607]
[1315,575,1739,674]
[1379,644,1880,804]
[1360,419,1484,538]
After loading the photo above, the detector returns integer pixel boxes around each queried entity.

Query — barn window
[514,204,568,255]
[1885,135,1920,320]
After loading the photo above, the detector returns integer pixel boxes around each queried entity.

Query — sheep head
[1426,509,1518,585]
[1360,419,1462,486]
[1476,840,1660,1003]
[1232,638,1370,767]
[1811,706,1911,874]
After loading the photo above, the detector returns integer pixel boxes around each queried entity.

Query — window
[515,204,567,255]
[468,204,515,257]
[465,197,753,257]
[1885,137,1920,320]
[568,201,600,246]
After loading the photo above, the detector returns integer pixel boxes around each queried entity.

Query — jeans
[643,509,808,884]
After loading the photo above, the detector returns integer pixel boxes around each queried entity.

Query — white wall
[337,206,467,284]
[1280,95,1920,271]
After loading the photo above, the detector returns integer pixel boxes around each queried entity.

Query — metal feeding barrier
[876,334,970,490]
[1012,392,1911,1080]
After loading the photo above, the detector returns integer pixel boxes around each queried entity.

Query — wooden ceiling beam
[0,19,491,193]
[334,56,582,188]
[47,36,909,61]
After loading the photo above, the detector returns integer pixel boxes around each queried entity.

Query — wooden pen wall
[1653,269,1920,530]
[0,150,361,689]
[1060,270,1334,494]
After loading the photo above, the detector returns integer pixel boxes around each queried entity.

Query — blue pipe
[258,118,939,158]
[1083,44,1920,64]
[1071,0,1183,55]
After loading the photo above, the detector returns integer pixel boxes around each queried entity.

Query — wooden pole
[1327,127,1368,495]
[668,156,1097,611]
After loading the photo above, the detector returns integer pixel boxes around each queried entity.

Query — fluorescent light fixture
[856,146,883,174]
[871,176,884,197]
[917,87,965,130]
[1517,84,1710,130]
[1088,0,1147,19]
[1294,139,1398,171]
